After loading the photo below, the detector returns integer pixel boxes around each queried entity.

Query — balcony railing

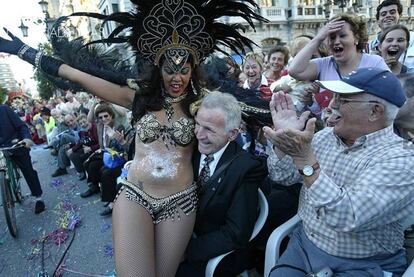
[287,5,326,20]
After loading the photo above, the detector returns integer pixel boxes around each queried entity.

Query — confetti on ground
[0,259,5,274]
[100,223,111,233]
[103,245,114,258]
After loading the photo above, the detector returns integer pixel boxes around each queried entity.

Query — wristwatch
[298,162,320,177]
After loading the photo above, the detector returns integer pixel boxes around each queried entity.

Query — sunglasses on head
[99,114,110,119]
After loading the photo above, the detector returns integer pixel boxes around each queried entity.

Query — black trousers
[85,157,121,202]
[100,166,122,202]
[85,158,103,189]
[10,147,42,197]
[68,149,90,173]
[176,249,249,277]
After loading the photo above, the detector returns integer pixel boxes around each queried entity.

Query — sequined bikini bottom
[115,179,198,224]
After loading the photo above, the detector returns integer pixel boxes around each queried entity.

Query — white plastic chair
[264,214,301,277]
[116,160,133,184]
[264,215,414,277]
[402,259,414,277]
[205,188,269,277]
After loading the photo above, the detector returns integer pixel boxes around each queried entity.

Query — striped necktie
[198,154,214,187]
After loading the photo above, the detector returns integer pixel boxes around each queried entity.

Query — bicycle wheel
[0,171,18,237]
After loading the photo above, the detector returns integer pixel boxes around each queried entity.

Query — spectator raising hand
[263,92,315,159]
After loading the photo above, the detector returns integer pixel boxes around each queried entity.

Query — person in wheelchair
[0,104,45,214]
[264,68,414,276]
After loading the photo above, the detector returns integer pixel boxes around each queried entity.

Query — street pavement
[0,145,115,276]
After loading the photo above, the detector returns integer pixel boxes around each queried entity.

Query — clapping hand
[263,92,316,158]
[0,28,24,55]
[114,130,125,145]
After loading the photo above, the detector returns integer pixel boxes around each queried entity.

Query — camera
[80,137,94,147]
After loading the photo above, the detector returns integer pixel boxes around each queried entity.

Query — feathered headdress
[68,0,267,69]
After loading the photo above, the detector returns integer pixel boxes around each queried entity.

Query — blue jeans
[270,225,407,277]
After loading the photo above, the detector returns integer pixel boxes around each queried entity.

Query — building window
[260,0,272,7]
[305,8,316,15]
[112,3,119,13]
[298,7,303,15]
[267,8,282,16]
[272,0,280,5]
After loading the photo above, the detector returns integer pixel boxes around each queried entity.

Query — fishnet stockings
[112,190,196,277]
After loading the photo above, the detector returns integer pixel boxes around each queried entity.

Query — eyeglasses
[332,95,381,107]
[98,114,110,120]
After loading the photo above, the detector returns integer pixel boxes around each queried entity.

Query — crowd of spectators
[3,0,414,274]
[7,90,133,216]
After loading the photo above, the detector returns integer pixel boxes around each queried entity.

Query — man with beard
[264,68,414,276]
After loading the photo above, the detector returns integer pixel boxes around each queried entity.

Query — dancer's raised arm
[0,28,134,109]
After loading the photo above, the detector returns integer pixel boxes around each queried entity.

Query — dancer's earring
[191,79,197,95]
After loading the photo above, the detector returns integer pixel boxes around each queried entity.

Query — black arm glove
[0,28,63,77]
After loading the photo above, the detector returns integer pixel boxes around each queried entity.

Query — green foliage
[33,42,56,100]
[0,85,7,104]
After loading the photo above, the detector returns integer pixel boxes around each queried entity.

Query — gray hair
[363,94,400,126]
[200,91,242,131]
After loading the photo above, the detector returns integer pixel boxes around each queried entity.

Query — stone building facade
[224,0,414,53]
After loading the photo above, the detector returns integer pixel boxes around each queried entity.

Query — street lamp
[18,20,29,37]
[18,0,54,38]
[38,0,49,14]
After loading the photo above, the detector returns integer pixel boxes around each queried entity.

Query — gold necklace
[165,92,188,103]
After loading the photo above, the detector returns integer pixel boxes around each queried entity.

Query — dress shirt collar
[199,141,230,176]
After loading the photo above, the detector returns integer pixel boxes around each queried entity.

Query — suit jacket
[186,141,268,263]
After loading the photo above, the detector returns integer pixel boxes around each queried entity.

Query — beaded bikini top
[136,113,195,148]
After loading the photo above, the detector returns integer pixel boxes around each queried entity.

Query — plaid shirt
[268,126,414,258]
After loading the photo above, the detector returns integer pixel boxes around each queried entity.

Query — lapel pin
[218,177,221,183]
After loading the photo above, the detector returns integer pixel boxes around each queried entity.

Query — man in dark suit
[177,91,268,276]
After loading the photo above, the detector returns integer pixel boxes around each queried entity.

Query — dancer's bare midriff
[127,139,194,198]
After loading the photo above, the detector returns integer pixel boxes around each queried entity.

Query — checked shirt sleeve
[267,147,302,186]
[306,151,414,232]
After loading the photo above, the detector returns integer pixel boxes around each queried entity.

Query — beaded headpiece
[68,0,266,69]
[137,0,213,69]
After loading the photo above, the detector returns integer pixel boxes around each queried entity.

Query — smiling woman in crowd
[241,52,273,100]
[288,13,389,101]
[379,24,414,75]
